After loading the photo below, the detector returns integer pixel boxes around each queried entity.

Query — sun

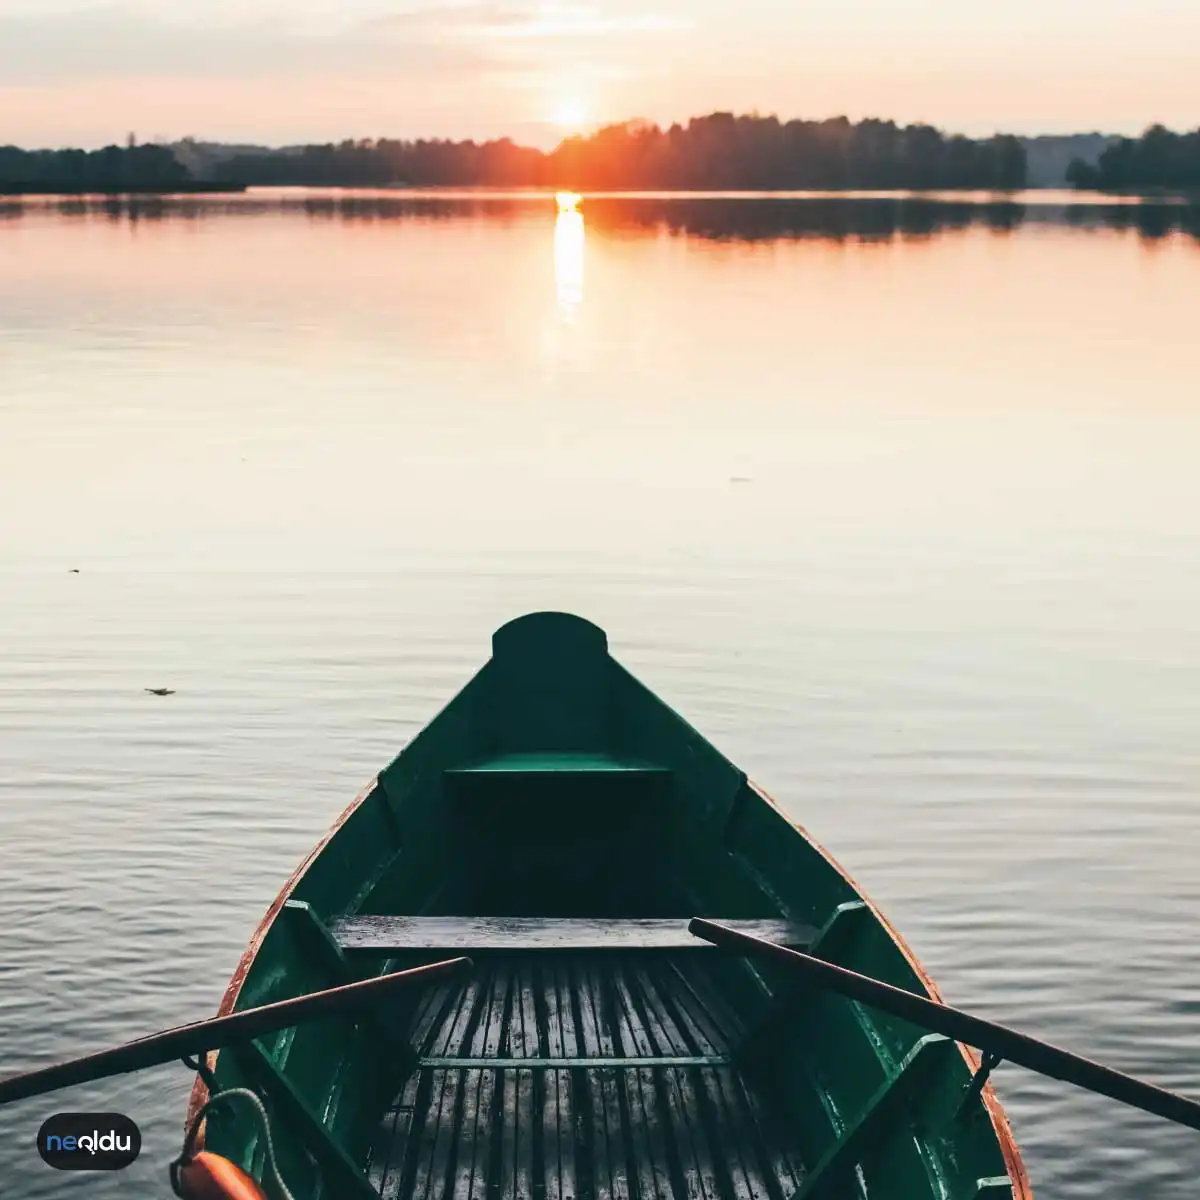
[553,101,588,133]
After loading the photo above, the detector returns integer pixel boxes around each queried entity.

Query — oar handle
[0,955,471,1107]
[689,917,1200,1134]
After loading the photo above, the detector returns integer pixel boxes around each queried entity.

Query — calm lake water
[1,189,1198,1198]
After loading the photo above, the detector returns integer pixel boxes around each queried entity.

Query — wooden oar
[0,956,471,1107]
[689,917,1200,1133]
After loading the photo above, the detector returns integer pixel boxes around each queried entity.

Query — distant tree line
[215,114,1027,190]
[1067,125,1200,191]
[0,143,191,193]
[216,137,543,188]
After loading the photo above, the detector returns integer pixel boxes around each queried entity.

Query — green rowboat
[187,612,1030,1200]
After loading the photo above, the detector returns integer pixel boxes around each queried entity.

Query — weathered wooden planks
[366,956,806,1200]
[330,917,818,955]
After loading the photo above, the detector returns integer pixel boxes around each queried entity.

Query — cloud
[0,0,697,145]
[0,3,493,85]
[0,1,688,92]
[369,2,691,40]
[356,1,693,102]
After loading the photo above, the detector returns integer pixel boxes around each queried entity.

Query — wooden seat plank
[445,752,669,775]
[330,917,817,954]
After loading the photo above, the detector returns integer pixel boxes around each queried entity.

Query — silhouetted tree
[0,143,190,192]
[1067,125,1200,191]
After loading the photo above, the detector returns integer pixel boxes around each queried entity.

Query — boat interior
[202,614,1020,1200]
[365,939,809,1200]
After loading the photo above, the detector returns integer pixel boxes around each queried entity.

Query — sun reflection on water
[554,196,585,317]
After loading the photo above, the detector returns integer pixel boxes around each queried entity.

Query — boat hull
[188,613,1030,1200]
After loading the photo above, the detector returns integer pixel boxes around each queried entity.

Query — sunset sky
[1,0,1197,149]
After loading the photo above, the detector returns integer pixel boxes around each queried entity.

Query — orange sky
[0,1,1197,147]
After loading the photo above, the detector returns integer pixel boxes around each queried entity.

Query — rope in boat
[171,1087,296,1200]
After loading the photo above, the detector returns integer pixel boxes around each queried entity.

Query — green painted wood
[233,1039,381,1200]
[964,1181,1016,1199]
[282,900,417,1081]
[480,612,611,754]
[735,901,872,1065]
[792,1035,961,1200]
[445,751,669,775]
[284,900,357,981]
[811,901,872,959]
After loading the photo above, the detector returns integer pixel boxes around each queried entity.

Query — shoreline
[0,182,247,197]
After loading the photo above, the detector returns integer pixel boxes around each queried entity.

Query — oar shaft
[690,917,1200,1134]
[0,956,470,1107]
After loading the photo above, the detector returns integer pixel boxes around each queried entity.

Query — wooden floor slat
[365,955,805,1200]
